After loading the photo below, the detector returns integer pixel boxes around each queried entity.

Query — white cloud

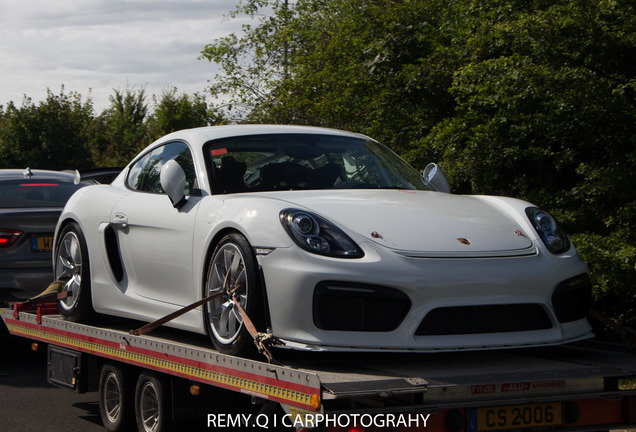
[0,0,244,112]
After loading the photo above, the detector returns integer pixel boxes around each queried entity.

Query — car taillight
[0,229,23,248]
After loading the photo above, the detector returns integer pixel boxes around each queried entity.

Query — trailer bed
[3,308,636,431]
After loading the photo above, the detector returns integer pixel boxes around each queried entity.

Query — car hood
[270,190,534,257]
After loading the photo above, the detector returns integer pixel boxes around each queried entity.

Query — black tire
[99,363,134,432]
[55,222,95,322]
[135,373,171,432]
[203,233,264,357]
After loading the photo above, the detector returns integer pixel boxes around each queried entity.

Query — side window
[127,142,197,195]
[128,153,151,191]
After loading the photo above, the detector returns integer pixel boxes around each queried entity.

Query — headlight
[525,207,570,254]
[280,209,364,258]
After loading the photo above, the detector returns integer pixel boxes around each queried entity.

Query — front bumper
[257,241,593,352]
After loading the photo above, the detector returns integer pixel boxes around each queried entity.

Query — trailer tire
[55,222,95,322]
[99,363,134,432]
[135,372,171,432]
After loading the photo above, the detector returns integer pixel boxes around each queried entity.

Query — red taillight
[0,229,23,248]
[20,183,58,187]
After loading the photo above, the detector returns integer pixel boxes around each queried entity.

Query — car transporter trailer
[2,303,636,432]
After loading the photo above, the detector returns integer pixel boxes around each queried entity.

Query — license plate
[31,236,53,251]
[468,402,562,431]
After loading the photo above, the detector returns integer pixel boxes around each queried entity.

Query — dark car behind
[0,168,92,302]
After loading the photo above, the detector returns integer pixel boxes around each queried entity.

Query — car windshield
[0,179,85,208]
[205,134,430,194]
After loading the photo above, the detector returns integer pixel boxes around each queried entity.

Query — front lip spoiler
[390,245,538,259]
[276,331,594,353]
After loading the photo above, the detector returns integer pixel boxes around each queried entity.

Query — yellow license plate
[469,402,562,431]
[31,236,53,251]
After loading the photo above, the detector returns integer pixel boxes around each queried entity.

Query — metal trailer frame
[2,308,636,432]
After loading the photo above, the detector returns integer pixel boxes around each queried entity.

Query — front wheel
[203,233,264,357]
[55,222,95,322]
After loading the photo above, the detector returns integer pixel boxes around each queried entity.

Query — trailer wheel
[203,233,264,357]
[55,222,94,322]
[99,363,134,432]
[135,373,170,432]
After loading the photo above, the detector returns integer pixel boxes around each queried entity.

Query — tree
[200,0,298,121]
[200,0,461,154]
[147,87,226,140]
[0,88,94,170]
[423,0,636,331]
[93,87,150,167]
[0,86,228,170]
[412,1,630,333]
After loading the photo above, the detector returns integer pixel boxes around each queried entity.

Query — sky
[0,0,243,113]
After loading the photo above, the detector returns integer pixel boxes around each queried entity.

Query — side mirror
[160,160,187,208]
[423,163,451,193]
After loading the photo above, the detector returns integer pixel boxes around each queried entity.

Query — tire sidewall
[204,233,264,357]
[99,363,132,432]
[135,373,169,432]
[55,221,93,322]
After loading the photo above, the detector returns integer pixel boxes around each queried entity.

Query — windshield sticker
[211,148,228,156]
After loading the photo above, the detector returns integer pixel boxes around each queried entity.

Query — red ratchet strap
[13,291,70,324]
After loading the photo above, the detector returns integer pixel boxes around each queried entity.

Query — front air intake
[552,274,592,323]
[416,304,553,336]
[313,282,411,332]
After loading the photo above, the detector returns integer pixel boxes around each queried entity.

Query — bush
[571,233,636,341]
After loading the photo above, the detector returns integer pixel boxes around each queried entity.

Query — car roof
[153,125,371,147]
[0,168,78,182]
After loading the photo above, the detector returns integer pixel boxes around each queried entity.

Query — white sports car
[53,125,593,356]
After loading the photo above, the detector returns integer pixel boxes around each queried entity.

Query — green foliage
[201,0,460,156]
[0,88,94,170]
[200,0,296,120]
[275,0,461,155]
[423,0,636,333]
[147,87,227,141]
[94,87,150,167]
[572,232,636,337]
[429,0,636,230]
[0,86,228,170]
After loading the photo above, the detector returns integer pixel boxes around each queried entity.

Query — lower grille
[415,304,553,336]
[313,282,411,332]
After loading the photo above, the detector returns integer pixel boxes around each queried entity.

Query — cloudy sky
[0,0,243,113]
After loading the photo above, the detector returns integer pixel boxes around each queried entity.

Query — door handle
[111,212,128,229]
